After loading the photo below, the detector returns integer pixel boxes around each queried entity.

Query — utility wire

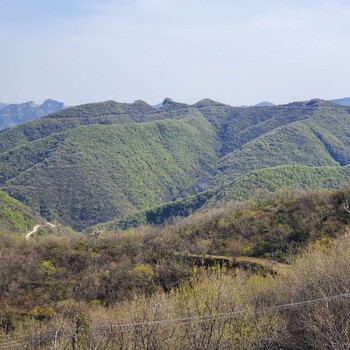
[96,292,350,330]
[1,292,349,348]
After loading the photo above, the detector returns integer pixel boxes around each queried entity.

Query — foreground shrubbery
[1,187,350,348]
[1,188,349,311]
[2,232,350,349]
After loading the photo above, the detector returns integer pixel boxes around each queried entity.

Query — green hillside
[0,100,200,153]
[206,123,337,187]
[0,190,40,235]
[93,164,350,231]
[193,101,350,191]
[212,164,350,203]
[1,98,350,231]
[89,190,214,232]
[1,116,217,230]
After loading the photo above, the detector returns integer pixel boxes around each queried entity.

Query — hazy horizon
[1,0,349,106]
[1,95,350,108]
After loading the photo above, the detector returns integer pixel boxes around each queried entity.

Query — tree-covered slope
[0,190,40,235]
[211,164,350,204]
[1,97,350,231]
[91,164,350,231]
[0,100,201,154]
[1,116,217,230]
[207,123,337,187]
[192,101,350,191]
[89,190,214,232]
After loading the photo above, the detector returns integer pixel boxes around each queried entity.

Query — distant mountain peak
[0,99,65,130]
[2,96,350,231]
[133,99,151,107]
[41,99,64,109]
[163,97,175,105]
[306,98,334,107]
[193,99,227,108]
[255,101,275,107]
[162,98,188,110]
[42,98,62,105]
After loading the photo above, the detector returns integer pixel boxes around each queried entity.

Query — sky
[0,0,349,106]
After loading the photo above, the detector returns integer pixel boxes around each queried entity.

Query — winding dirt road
[26,222,55,240]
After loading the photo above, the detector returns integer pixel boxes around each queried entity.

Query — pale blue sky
[0,0,349,106]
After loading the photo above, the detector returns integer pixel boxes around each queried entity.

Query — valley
[1,98,350,231]
[2,0,350,347]
[1,97,350,349]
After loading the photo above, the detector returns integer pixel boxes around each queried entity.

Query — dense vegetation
[199,101,350,189]
[91,190,214,231]
[1,186,350,348]
[0,189,41,235]
[1,187,350,310]
[2,97,350,348]
[99,164,350,231]
[1,116,216,230]
[1,97,350,230]
[211,164,350,203]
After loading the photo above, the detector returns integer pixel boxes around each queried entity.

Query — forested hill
[0,97,350,230]
[0,189,41,235]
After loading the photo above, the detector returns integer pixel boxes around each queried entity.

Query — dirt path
[26,222,55,240]
[183,253,289,274]
[235,256,289,274]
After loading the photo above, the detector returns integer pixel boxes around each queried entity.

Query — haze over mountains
[1,97,348,131]
[0,99,65,130]
[0,96,350,231]
[255,101,275,107]
[255,97,350,107]
[331,97,350,107]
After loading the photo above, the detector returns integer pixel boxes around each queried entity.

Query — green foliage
[38,260,57,277]
[0,189,39,235]
[3,223,350,349]
[93,190,214,231]
[211,164,350,203]
[0,99,196,153]
[1,186,350,317]
[1,98,350,230]
[1,116,217,230]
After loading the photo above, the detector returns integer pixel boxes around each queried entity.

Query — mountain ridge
[1,97,350,230]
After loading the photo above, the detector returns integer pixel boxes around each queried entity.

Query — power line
[1,292,349,348]
[96,292,350,330]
